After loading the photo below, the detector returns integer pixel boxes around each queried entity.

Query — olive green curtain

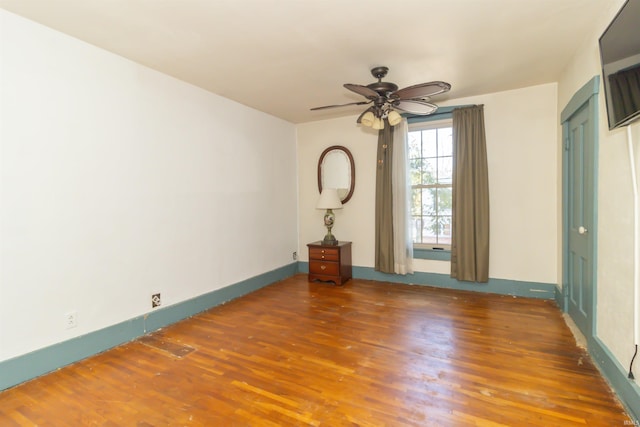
[450,105,490,282]
[375,121,394,273]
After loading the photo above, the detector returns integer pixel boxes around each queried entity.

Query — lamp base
[322,235,338,245]
[322,209,338,245]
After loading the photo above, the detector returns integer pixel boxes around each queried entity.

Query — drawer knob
[320,265,326,270]
[321,255,325,259]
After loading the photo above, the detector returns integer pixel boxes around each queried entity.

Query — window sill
[413,247,451,261]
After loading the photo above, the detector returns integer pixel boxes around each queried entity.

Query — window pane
[437,187,452,216]
[438,128,453,156]
[440,216,452,241]
[421,188,436,215]
[411,216,422,243]
[438,156,453,183]
[409,158,422,186]
[422,158,437,185]
[408,132,421,159]
[411,189,422,216]
[421,216,438,244]
[422,129,437,158]
[408,122,454,247]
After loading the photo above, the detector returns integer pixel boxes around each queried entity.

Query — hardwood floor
[0,274,632,426]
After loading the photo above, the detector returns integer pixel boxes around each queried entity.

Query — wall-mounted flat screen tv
[599,0,640,130]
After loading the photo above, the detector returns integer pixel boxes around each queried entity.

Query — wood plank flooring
[0,274,632,426]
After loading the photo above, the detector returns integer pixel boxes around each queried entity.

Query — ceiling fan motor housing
[367,81,398,96]
[368,66,397,96]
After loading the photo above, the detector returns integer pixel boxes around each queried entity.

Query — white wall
[0,10,298,361]
[297,83,559,285]
[557,0,638,376]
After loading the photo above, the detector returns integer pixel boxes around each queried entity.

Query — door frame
[561,75,600,338]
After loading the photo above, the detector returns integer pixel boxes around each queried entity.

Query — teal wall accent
[560,76,600,122]
[413,247,452,261]
[558,75,639,423]
[554,285,569,312]
[299,262,555,299]
[589,336,640,423]
[0,263,298,391]
[561,75,600,338]
[354,267,556,298]
[405,105,474,124]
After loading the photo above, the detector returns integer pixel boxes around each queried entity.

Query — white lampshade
[360,111,375,127]
[316,188,343,210]
[372,117,384,130]
[387,110,402,126]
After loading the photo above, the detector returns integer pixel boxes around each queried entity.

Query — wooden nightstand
[307,241,352,285]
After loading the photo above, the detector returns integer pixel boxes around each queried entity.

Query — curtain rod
[404,104,480,122]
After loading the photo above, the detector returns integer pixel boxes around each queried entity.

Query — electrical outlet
[292,251,297,260]
[151,293,161,308]
[65,311,78,329]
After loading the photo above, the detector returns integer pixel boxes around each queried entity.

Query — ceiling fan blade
[393,99,439,115]
[344,83,379,99]
[310,100,371,111]
[393,81,451,100]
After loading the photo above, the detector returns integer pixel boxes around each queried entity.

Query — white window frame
[408,118,453,252]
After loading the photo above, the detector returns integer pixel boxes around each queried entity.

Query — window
[408,119,453,250]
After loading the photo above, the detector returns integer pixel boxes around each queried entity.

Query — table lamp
[316,188,343,245]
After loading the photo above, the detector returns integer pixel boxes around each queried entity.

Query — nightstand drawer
[309,261,339,276]
[307,241,352,285]
[309,247,339,261]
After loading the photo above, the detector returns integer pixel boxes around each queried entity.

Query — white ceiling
[0,0,622,124]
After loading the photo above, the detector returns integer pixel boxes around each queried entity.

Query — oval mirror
[317,145,355,204]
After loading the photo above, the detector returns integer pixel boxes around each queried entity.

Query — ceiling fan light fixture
[387,110,402,126]
[372,117,385,130]
[361,111,375,127]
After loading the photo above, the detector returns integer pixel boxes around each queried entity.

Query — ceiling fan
[310,66,451,130]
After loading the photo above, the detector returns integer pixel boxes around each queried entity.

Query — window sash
[409,119,453,251]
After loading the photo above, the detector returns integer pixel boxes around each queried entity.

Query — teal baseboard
[0,263,298,391]
[299,262,556,299]
[553,283,639,422]
[588,336,640,423]
[554,284,568,311]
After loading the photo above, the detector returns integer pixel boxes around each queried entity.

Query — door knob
[578,226,588,235]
